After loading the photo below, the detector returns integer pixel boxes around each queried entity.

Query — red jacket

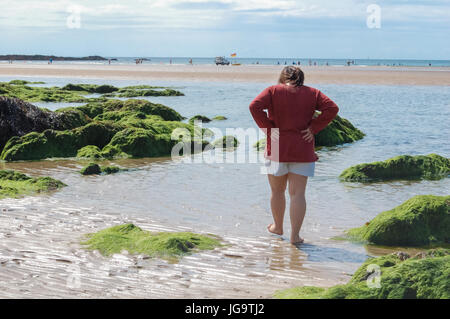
[249,84,339,162]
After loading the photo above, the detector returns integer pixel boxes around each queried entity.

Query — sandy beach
[1,63,450,85]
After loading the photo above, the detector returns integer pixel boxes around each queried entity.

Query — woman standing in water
[249,66,339,244]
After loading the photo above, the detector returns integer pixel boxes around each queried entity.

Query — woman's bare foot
[290,234,304,244]
[267,224,283,235]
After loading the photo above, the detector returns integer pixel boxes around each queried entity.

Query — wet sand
[1,63,450,85]
[0,192,349,298]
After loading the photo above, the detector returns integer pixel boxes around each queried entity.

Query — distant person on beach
[249,66,339,244]
[189,58,193,65]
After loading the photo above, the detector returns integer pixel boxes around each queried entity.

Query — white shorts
[264,160,315,177]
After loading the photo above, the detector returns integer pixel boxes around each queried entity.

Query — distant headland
[0,54,111,61]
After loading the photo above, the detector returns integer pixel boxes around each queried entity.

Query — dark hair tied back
[278,66,304,86]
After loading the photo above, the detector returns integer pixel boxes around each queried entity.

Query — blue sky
[1,0,449,59]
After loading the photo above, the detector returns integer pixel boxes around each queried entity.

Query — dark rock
[0,96,89,151]
[80,163,101,175]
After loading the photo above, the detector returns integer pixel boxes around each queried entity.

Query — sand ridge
[0,63,449,85]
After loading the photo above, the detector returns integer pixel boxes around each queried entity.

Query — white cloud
[0,0,449,30]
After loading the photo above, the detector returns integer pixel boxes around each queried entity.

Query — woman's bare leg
[267,174,288,235]
[287,173,308,244]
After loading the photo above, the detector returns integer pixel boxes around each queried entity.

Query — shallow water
[0,76,449,298]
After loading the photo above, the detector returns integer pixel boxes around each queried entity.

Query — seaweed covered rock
[0,81,183,103]
[0,81,106,103]
[0,170,66,199]
[274,249,450,299]
[315,115,364,147]
[1,118,199,161]
[189,115,211,124]
[212,135,240,148]
[82,99,184,122]
[82,223,221,258]
[340,154,450,182]
[62,83,118,94]
[0,96,90,151]
[0,92,203,161]
[80,163,124,175]
[115,99,184,122]
[101,166,122,175]
[9,80,45,85]
[62,83,184,97]
[346,195,450,246]
[1,122,121,161]
[76,145,103,159]
[212,115,227,121]
[103,127,173,158]
[80,163,102,175]
[108,87,184,98]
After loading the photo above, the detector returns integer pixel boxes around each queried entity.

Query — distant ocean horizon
[2,56,450,67]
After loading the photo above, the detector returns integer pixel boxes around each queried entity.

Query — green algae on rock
[76,145,103,159]
[9,80,45,85]
[62,83,184,97]
[80,163,125,175]
[0,81,183,103]
[80,163,102,175]
[0,97,91,152]
[212,115,227,121]
[212,135,240,148]
[315,115,364,147]
[62,83,118,94]
[0,97,199,161]
[1,122,121,161]
[346,195,450,246]
[0,81,107,103]
[274,249,450,299]
[0,90,211,161]
[340,154,450,182]
[0,170,66,199]
[101,165,122,175]
[189,115,212,124]
[107,88,184,98]
[82,223,221,258]
[78,99,183,122]
[104,127,173,158]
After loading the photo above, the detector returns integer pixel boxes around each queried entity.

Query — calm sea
[2,57,450,67]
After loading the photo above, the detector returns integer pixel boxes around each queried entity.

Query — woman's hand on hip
[301,127,314,143]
